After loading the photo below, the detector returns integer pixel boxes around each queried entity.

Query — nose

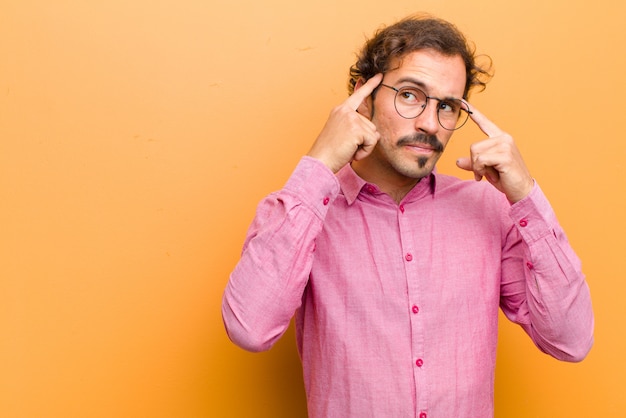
[413,100,440,134]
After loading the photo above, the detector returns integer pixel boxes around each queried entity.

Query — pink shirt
[222,157,593,418]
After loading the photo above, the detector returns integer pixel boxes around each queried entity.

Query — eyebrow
[393,76,463,102]
[394,76,427,89]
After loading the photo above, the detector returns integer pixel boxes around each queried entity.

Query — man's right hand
[307,74,383,173]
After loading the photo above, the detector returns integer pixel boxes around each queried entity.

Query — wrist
[508,178,535,204]
[306,150,342,174]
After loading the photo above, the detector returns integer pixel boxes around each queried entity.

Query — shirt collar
[336,164,437,205]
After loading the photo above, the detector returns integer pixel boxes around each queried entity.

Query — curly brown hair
[348,14,492,99]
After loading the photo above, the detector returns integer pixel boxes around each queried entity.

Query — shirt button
[366,185,376,194]
[415,358,424,367]
[405,253,413,262]
[323,197,330,206]
[519,219,528,227]
[399,204,405,213]
[526,261,534,270]
[419,412,427,418]
[412,305,419,314]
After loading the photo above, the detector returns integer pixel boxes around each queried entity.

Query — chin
[395,165,434,180]
[400,156,436,178]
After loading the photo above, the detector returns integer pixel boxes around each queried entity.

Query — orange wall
[1,1,624,417]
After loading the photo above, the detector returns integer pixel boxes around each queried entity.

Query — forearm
[222,157,339,352]
[501,183,594,361]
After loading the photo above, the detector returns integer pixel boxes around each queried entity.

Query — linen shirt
[222,156,594,418]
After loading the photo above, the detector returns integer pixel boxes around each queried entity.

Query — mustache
[396,133,444,153]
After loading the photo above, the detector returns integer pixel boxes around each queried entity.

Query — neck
[351,159,422,204]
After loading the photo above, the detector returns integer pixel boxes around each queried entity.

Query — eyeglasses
[379,84,472,131]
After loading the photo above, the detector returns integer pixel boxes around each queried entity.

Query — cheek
[373,111,409,141]
[372,97,402,127]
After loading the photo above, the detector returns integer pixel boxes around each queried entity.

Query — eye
[438,100,461,114]
[397,88,425,105]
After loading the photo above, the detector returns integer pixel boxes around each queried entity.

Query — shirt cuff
[283,156,341,217]
[509,182,559,243]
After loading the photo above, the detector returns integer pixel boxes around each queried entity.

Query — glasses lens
[437,99,470,130]
[394,87,427,119]
[392,87,471,130]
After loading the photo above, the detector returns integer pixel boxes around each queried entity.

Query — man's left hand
[456,106,534,204]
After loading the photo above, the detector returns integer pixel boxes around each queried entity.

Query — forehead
[386,49,467,98]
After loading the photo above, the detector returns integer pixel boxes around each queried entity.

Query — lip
[404,143,435,154]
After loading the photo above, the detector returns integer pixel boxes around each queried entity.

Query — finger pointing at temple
[307,74,383,173]
[346,73,384,111]
[456,105,534,203]
[468,105,504,138]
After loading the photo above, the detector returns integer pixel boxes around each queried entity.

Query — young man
[222,15,594,418]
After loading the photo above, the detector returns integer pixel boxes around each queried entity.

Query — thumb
[456,157,472,171]
[456,157,482,182]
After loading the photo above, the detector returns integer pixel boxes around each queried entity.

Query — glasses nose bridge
[419,95,441,122]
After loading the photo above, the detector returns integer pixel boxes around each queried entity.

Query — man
[222,14,593,418]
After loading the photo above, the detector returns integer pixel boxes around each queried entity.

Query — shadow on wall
[215,321,307,418]
[258,324,307,416]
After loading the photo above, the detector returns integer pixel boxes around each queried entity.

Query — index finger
[468,105,504,138]
[346,73,383,111]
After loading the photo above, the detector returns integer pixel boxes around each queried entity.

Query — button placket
[397,198,430,415]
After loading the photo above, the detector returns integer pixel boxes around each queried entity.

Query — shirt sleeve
[499,182,594,362]
[222,157,340,352]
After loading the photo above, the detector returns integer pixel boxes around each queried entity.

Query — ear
[354,78,374,119]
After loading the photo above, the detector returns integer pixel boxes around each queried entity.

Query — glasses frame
[379,83,473,131]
